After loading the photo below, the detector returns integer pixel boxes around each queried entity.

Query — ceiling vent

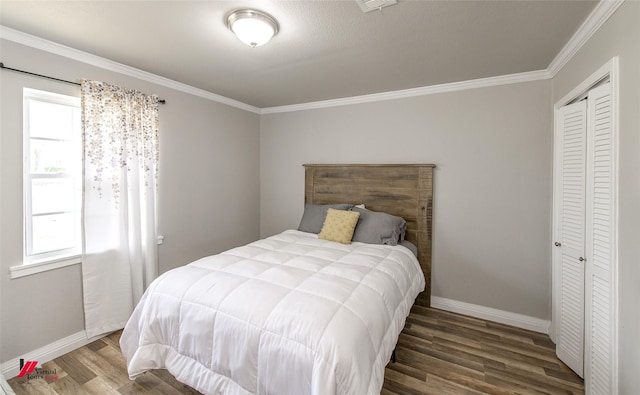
[356,0,397,13]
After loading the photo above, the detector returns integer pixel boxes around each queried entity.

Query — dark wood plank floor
[9,305,583,394]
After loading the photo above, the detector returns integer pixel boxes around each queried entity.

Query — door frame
[551,57,619,392]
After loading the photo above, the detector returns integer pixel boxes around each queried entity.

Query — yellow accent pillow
[318,208,360,244]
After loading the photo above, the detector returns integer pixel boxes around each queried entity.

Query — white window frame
[11,88,82,279]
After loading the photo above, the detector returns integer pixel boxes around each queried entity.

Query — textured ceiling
[0,0,598,108]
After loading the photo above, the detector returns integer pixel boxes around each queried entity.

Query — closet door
[585,82,616,394]
[554,100,587,377]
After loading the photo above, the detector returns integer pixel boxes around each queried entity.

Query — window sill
[10,255,81,279]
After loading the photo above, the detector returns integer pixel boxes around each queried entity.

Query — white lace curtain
[81,80,159,338]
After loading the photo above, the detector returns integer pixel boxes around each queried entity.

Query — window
[23,88,82,265]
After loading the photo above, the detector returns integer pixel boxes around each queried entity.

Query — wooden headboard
[303,164,435,305]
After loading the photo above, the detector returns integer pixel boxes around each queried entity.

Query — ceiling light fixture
[226,9,279,48]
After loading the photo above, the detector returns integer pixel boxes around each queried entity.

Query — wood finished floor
[8,305,583,395]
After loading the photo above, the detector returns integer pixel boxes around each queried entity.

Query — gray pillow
[298,203,354,234]
[400,240,418,257]
[351,207,406,246]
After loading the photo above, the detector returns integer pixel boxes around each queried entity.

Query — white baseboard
[0,298,550,380]
[430,296,551,334]
[1,375,15,395]
[1,331,102,379]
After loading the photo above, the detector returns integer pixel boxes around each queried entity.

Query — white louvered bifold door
[585,82,616,395]
[555,100,587,377]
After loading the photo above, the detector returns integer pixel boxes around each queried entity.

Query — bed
[120,164,435,395]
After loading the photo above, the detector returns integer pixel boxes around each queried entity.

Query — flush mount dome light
[226,9,279,47]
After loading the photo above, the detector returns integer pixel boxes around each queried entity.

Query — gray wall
[260,80,553,320]
[0,40,261,362]
[552,2,640,392]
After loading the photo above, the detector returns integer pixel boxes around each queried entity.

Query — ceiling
[0,0,598,109]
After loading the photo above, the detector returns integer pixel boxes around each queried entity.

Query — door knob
[554,242,561,247]
[579,257,585,262]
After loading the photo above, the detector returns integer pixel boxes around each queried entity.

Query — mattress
[120,229,425,395]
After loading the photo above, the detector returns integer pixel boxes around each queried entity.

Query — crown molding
[1,0,623,116]
[0,24,550,115]
[257,0,626,114]
[261,70,551,114]
[547,0,625,77]
[0,25,261,114]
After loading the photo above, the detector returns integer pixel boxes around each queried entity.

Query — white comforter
[120,230,424,395]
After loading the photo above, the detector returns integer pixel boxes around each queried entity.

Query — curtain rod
[0,62,166,104]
